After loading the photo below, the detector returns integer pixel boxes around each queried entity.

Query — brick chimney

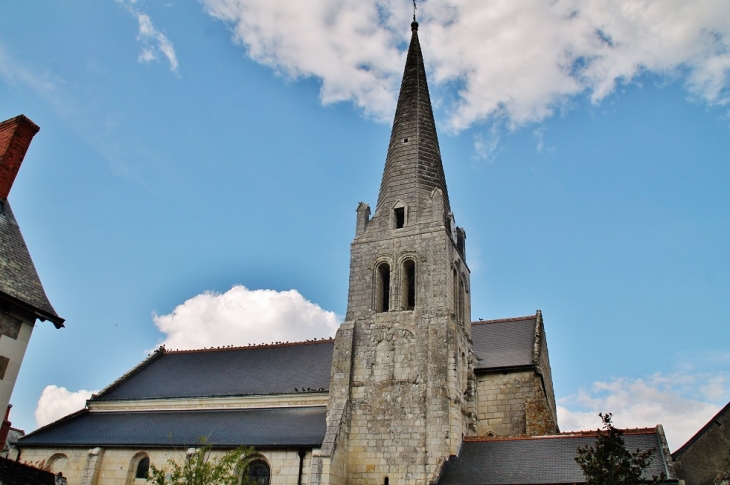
[0,115,40,200]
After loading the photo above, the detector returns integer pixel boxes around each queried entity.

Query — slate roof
[18,407,326,448]
[471,316,537,371]
[438,430,676,485]
[0,200,63,327]
[94,340,334,401]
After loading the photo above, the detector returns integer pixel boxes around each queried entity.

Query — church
[12,21,677,485]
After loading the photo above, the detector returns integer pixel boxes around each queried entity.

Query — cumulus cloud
[202,0,730,129]
[117,0,179,73]
[152,285,340,350]
[558,372,729,451]
[35,385,95,428]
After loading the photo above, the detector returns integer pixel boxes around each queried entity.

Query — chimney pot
[0,114,40,200]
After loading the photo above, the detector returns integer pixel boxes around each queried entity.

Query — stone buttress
[312,22,475,485]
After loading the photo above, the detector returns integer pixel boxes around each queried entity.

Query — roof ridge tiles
[472,315,537,325]
[166,337,335,354]
[463,427,659,442]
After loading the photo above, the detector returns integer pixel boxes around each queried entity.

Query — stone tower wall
[330,189,473,485]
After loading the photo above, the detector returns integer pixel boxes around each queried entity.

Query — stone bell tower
[314,21,474,485]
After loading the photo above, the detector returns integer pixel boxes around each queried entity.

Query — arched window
[126,452,150,484]
[401,259,415,310]
[47,453,69,477]
[247,459,270,485]
[375,262,390,312]
[135,457,150,479]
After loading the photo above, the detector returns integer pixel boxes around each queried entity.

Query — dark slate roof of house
[18,407,327,448]
[94,339,334,401]
[0,200,63,327]
[438,430,676,485]
[471,316,537,371]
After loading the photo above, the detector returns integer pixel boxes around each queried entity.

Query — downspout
[298,449,306,485]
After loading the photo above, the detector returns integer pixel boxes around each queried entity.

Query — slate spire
[375,21,450,218]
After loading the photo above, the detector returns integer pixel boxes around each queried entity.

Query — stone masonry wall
[474,370,556,437]
[0,312,34,415]
[17,447,310,485]
[534,314,558,433]
[333,188,472,485]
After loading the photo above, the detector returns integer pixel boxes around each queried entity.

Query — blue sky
[1,0,729,449]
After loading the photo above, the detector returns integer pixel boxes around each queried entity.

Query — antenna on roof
[413,0,417,22]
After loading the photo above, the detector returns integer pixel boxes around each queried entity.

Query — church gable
[471,313,558,437]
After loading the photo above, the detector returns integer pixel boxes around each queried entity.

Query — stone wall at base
[16,447,311,485]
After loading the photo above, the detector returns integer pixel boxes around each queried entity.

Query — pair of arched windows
[126,453,269,484]
[375,259,415,312]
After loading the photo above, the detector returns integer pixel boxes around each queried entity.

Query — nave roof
[18,406,327,449]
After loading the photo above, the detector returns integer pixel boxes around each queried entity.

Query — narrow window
[376,263,391,312]
[135,457,150,479]
[453,269,459,321]
[394,207,405,228]
[458,278,465,324]
[401,259,415,310]
[384,478,389,485]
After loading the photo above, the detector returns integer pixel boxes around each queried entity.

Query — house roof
[93,339,334,401]
[471,315,537,371]
[438,429,676,485]
[17,406,327,448]
[0,200,63,327]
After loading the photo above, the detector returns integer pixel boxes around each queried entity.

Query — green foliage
[146,440,255,485]
[575,413,665,485]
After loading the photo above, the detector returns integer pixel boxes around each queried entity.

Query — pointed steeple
[375,22,450,219]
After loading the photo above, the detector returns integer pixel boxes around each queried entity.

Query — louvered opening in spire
[375,22,450,220]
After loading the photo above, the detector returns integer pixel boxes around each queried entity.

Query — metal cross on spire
[413,0,417,22]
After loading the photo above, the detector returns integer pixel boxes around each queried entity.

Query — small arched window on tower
[375,262,391,312]
[401,259,416,310]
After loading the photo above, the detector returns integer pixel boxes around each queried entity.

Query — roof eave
[0,291,64,328]
[474,364,537,374]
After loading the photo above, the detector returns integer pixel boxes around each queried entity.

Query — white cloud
[202,0,730,129]
[558,372,729,451]
[117,0,179,73]
[35,385,95,428]
[152,285,340,351]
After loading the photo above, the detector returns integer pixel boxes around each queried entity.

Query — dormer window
[392,202,407,229]
[394,207,405,228]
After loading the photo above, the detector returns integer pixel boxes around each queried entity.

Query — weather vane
[413,0,417,22]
